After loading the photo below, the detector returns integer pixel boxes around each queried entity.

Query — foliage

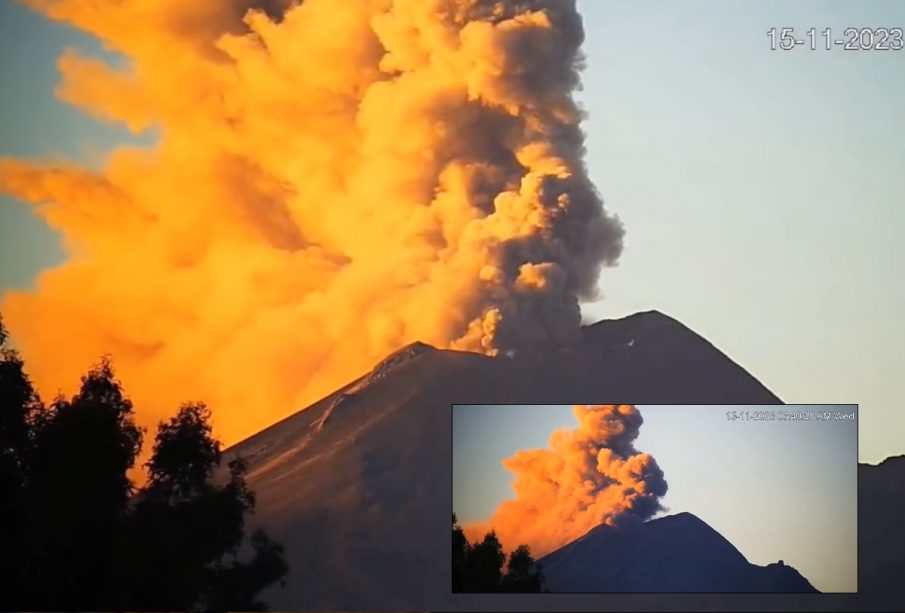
[0,320,288,610]
[452,512,545,593]
[500,544,547,593]
[452,513,469,591]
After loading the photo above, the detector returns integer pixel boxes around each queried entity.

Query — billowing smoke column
[465,405,667,558]
[0,0,623,445]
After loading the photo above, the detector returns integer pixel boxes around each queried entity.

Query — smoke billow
[0,0,623,445]
[464,405,667,558]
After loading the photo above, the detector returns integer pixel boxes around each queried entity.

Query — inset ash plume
[465,405,667,558]
[0,0,623,445]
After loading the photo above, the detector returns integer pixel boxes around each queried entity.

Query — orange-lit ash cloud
[0,0,623,446]
[464,405,667,558]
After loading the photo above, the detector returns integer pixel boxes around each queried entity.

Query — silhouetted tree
[0,316,38,473]
[0,316,37,491]
[501,544,546,592]
[0,316,43,496]
[465,530,506,592]
[20,357,143,609]
[0,316,45,606]
[0,315,288,611]
[452,511,544,593]
[113,402,288,611]
[147,401,222,498]
[452,512,469,591]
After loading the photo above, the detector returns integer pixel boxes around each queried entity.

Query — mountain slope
[222,311,905,610]
[858,455,905,606]
[224,310,784,610]
[539,512,818,593]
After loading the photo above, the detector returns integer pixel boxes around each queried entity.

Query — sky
[0,0,139,286]
[453,403,858,593]
[0,0,903,463]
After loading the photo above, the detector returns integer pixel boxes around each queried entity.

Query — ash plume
[0,0,623,445]
[464,405,667,557]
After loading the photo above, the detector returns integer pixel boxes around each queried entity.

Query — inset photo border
[452,404,858,594]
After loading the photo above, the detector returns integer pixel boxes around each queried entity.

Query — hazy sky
[0,1,903,462]
[453,404,858,593]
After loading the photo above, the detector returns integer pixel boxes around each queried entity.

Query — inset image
[452,404,857,594]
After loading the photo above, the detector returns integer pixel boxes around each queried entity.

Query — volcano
[221,310,904,611]
[858,455,905,606]
[223,310,789,609]
[539,512,818,593]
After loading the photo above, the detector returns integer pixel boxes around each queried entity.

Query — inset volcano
[539,512,818,593]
